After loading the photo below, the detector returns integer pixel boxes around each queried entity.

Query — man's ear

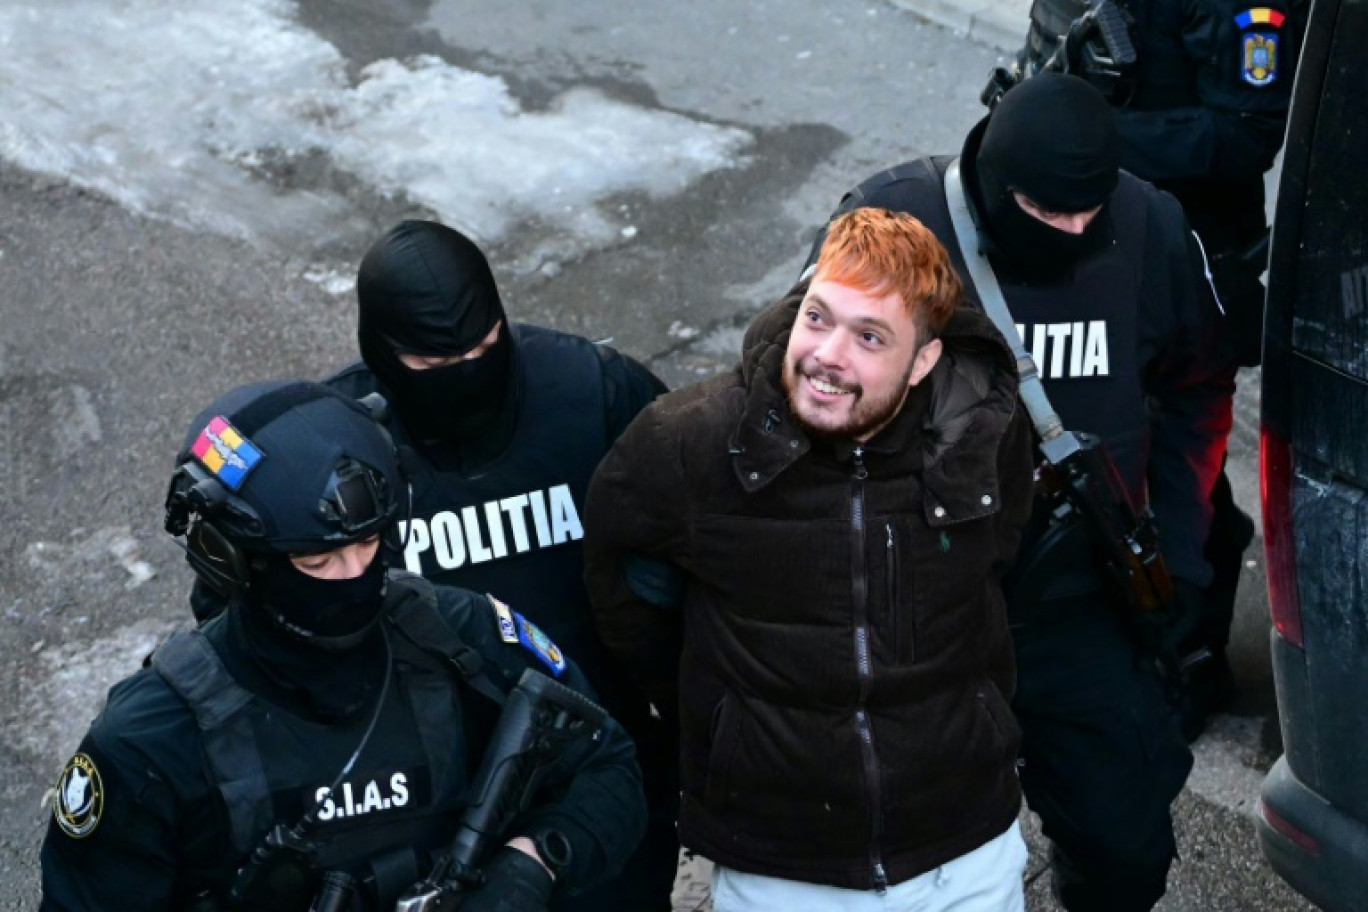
[908,338,943,388]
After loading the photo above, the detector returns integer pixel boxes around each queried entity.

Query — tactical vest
[834,158,1153,603]
[152,575,504,909]
[391,325,608,660]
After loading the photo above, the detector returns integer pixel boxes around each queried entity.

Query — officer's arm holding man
[40,381,645,912]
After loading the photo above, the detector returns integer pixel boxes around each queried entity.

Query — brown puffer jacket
[584,282,1034,889]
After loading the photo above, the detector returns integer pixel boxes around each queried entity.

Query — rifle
[981,0,1137,108]
[395,669,608,911]
[224,668,605,912]
[1035,431,1173,616]
[1034,431,1179,657]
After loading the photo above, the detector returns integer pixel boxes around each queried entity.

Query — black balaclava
[234,547,390,721]
[356,221,516,446]
[253,550,389,650]
[969,72,1120,280]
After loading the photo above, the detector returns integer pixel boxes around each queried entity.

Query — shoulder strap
[151,628,273,855]
[384,573,508,708]
[942,159,1082,465]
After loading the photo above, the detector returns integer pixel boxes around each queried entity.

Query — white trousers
[710,820,1027,912]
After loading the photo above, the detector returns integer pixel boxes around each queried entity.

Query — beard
[782,354,915,442]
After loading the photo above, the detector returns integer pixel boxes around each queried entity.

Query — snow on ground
[0,0,751,250]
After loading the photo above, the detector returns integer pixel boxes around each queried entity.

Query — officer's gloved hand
[460,846,555,912]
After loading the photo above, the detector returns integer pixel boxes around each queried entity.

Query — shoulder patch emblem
[1235,8,1285,87]
[512,611,567,677]
[54,752,104,839]
[488,595,520,644]
[190,415,263,491]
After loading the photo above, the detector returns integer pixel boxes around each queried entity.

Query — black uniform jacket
[1114,0,1307,242]
[327,323,665,739]
[39,582,645,911]
[585,283,1034,889]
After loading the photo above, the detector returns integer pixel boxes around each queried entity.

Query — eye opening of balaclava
[970,72,1121,279]
[356,221,516,444]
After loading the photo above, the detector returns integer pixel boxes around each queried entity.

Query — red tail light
[1260,428,1304,648]
[1259,799,1321,856]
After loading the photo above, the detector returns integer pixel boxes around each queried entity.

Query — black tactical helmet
[164,381,401,596]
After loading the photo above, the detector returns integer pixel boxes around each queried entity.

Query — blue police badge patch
[1235,8,1285,86]
[512,612,567,676]
[488,595,520,644]
[53,752,103,838]
[1241,32,1279,85]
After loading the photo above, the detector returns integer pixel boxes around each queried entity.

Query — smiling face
[782,277,942,442]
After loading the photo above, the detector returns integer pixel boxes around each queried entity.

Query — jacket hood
[734,279,1021,521]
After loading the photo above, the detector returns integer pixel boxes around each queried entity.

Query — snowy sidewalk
[888,0,1032,52]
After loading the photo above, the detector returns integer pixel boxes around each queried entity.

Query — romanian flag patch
[1234,7,1286,28]
[190,416,263,491]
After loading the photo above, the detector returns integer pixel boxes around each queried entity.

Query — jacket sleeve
[595,344,669,444]
[39,735,184,912]
[582,401,690,719]
[1112,0,1303,184]
[1141,197,1237,587]
[444,589,647,892]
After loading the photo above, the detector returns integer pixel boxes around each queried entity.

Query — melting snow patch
[0,0,751,253]
[303,264,356,295]
[26,526,157,588]
[667,320,700,340]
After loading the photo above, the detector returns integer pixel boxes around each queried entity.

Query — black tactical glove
[459,847,555,912]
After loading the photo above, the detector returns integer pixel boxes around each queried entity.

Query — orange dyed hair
[815,207,962,338]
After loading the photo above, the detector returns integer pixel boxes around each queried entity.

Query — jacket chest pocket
[875,515,999,665]
[877,521,915,665]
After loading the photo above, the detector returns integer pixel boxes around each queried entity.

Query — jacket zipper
[885,523,913,665]
[851,447,888,893]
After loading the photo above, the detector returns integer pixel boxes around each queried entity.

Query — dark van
[1257,0,1368,908]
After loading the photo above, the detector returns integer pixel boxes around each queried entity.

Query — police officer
[325,220,677,911]
[1005,0,1309,733]
[41,380,646,911]
[1112,0,1307,735]
[807,74,1235,910]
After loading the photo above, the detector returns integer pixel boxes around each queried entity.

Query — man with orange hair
[583,207,1035,910]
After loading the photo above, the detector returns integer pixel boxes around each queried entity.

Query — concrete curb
[887,0,1029,54]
